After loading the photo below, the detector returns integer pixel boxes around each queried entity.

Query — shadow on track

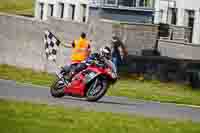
[61,96,140,107]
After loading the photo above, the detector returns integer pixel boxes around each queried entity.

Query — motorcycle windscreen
[85,71,98,83]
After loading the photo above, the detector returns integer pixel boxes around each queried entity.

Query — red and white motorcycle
[50,52,118,102]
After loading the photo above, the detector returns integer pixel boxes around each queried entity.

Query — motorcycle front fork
[56,71,70,86]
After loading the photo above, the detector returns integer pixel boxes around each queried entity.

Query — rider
[61,46,111,83]
[86,46,111,65]
[73,46,112,76]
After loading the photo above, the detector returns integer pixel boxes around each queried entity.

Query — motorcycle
[50,55,118,102]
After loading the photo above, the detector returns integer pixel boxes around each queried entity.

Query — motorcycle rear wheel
[50,77,65,98]
[85,77,108,102]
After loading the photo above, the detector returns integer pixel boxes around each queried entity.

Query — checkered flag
[44,30,61,61]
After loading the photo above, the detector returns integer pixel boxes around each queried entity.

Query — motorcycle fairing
[63,66,108,97]
[64,74,86,97]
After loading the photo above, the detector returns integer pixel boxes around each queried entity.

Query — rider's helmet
[100,46,111,59]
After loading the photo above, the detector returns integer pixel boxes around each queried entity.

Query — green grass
[0,99,200,133]
[0,64,54,86]
[1,64,200,106]
[108,78,200,106]
[0,0,34,16]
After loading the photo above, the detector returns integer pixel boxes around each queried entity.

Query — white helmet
[100,46,111,59]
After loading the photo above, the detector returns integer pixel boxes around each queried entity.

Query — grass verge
[1,64,200,106]
[0,99,200,133]
[107,78,200,106]
[0,64,54,86]
[0,0,34,16]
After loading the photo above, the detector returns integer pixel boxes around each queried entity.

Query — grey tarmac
[0,79,200,122]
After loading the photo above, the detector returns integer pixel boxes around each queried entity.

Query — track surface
[1,79,200,122]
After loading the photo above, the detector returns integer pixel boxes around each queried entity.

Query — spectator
[110,34,128,72]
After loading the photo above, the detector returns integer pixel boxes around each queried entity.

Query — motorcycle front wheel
[85,77,109,102]
[50,77,65,98]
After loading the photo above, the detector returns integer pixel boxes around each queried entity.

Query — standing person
[111,34,128,72]
[62,32,91,81]
[71,32,91,63]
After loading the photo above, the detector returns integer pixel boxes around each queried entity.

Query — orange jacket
[71,37,90,63]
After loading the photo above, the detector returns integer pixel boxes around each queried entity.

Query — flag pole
[44,29,72,71]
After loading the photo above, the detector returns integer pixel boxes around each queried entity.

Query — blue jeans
[112,57,122,72]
